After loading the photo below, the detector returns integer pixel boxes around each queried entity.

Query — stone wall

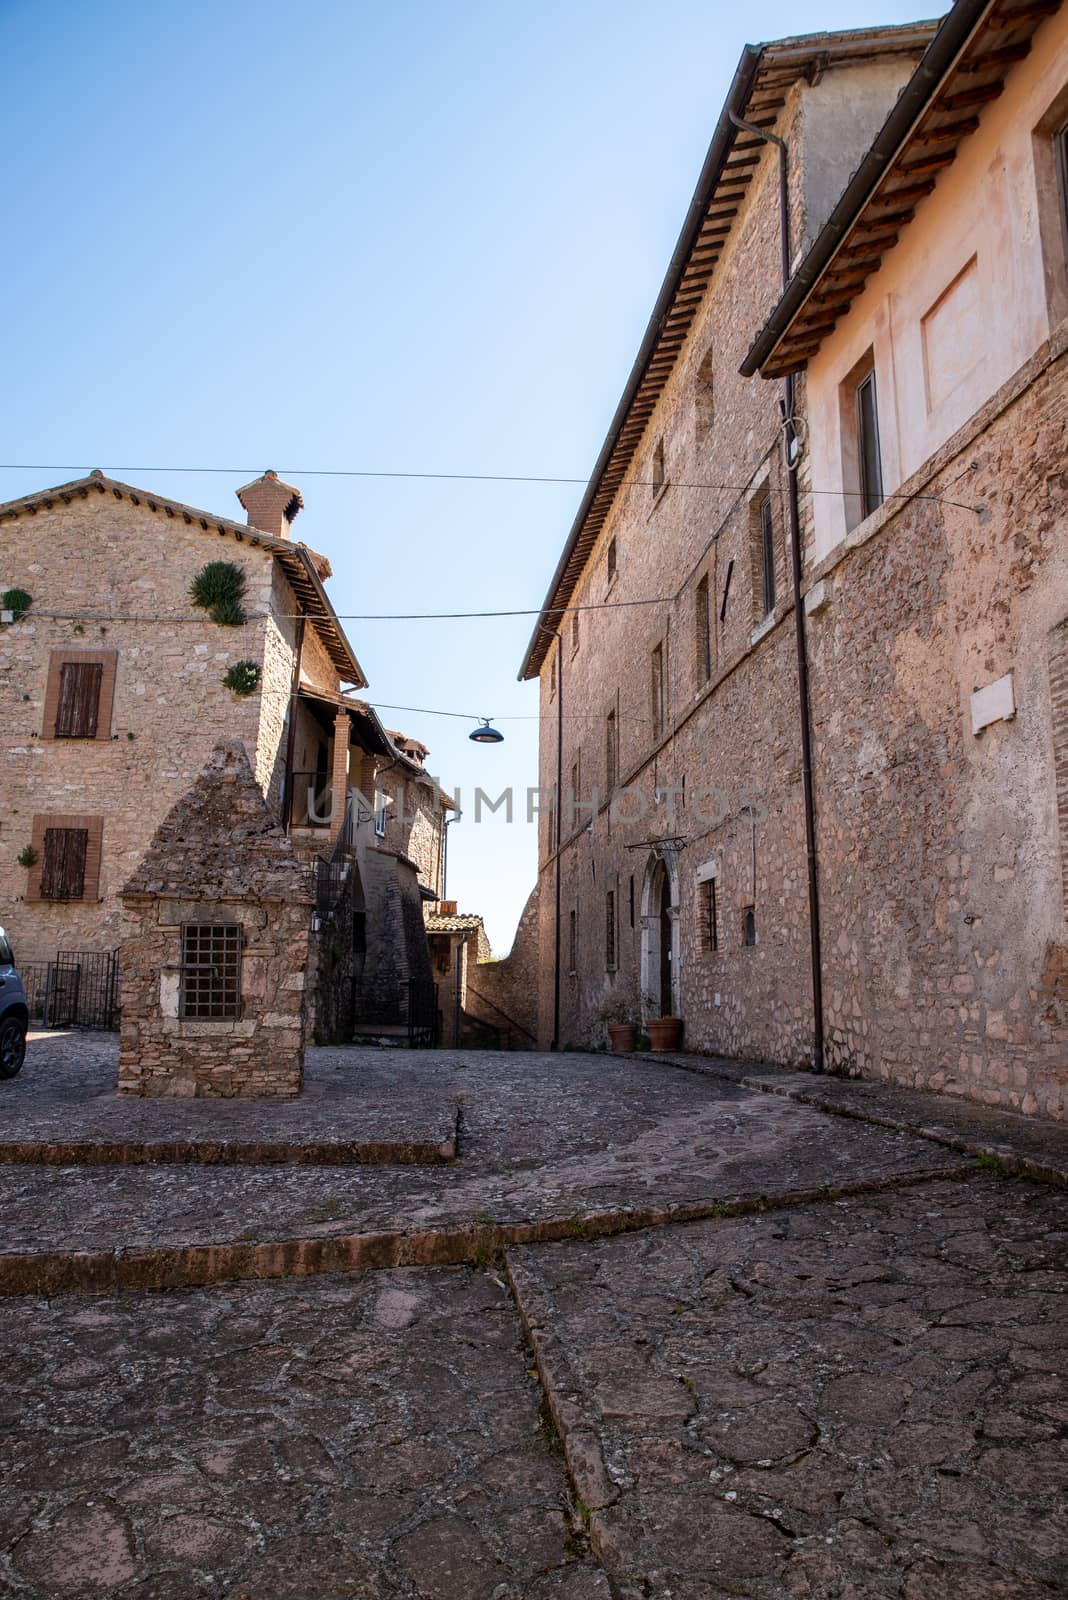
[118,743,312,1098]
[527,46,1068,1119]
[0,487,317,961]
[466,883,540,1049]
[533,82,815,1060]
[801,332,1068,1118]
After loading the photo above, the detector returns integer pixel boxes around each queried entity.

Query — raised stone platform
[1,1034,459,1166]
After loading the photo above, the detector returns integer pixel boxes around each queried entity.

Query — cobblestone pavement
[0,1269,608,1599]
[0,1047,969,1290]
[509,1177,1068,1599]
[1,1039,1065,1596]
[652,1053,1068,1185]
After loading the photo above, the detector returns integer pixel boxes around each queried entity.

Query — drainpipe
[538,625,564,1051]
[729,111,825,1074]
[283,615,306,833]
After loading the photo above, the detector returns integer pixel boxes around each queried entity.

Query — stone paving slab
[2,1035,459,1165]
[651,1052,1068,1186]
[0,1068,973,1294]
[507,1176,1068,1600]
[0,1266,610,1599]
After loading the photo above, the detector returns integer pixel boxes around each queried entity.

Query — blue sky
[2,0,938,952]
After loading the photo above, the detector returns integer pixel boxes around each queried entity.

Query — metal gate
[19,950,119,1031]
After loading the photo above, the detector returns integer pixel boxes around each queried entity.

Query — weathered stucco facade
[523,3,1068,1118]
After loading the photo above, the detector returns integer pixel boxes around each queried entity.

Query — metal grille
[20,950,118,1030]
[180,923,242,1019]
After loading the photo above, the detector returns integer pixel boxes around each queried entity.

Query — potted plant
[646,1015,684,1052]
[599,1001,637,1054]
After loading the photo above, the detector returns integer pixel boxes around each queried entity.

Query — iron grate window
[181,923,242,1019]
[606,889,617,972]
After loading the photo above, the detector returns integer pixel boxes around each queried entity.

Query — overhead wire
[0,461,982,513]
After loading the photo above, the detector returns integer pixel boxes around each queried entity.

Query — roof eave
[740,0,1002,378]
[517,42,764,681]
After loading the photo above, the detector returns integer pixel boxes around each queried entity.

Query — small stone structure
[118,742,312,1098]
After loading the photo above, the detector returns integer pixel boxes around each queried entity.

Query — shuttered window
[41,827,89,900]
[55,661,103,738]
[43,650,117,741]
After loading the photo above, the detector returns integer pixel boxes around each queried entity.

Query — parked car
[0,927,28,1078]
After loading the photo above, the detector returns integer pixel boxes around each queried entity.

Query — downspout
[729,111,825,1074]
[553,630,564,1050]
[283,614,306,833]
[539,626,564,1051]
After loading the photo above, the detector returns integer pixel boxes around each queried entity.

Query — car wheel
[0,1015,26,1079]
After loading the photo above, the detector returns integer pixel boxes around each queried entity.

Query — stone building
[741,0,1068,1116]
[0,468,450,1037]
[118,742,312,1098]
[520,0,1068,1118]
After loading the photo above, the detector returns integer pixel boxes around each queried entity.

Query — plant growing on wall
[1,588,33,622]
[16,846,37,868]
[223,660,261,696]
[189,561,246,626]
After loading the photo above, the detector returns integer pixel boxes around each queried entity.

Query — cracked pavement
[0,1036,1064,1597]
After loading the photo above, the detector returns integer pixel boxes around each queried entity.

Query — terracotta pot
[607,1022,637,1054]
[646,1016,683,1052]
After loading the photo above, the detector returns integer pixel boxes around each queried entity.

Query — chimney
[236,470,304,540]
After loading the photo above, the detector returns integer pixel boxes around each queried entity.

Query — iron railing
[354,976,439,1048]
[312,791,357,918]
[20,949,119,1030]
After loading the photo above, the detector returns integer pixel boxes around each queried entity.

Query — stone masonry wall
[466,882,541,1049]
[0,491,310,961]
[118,743,312,1098]
[535,84,815,1059]
[803,333,1068,1118]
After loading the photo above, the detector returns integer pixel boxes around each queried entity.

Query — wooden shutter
[41,828,89,900]
[55,662,103,738]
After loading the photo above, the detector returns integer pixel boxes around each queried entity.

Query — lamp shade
[469,719,504,744]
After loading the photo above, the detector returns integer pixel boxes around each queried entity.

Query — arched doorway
[640,847,680,1020]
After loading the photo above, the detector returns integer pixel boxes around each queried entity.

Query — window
[568,908,578,975]
[550,655,557,699]
[652,438,665,499]
[695,348,715,444]
[180,922,242,1020]
[43,650,117,741]
[27,815,103,903]
[41,828,88,901]
[374,791,387,836]
[606,537,617,586]
[695,574,711,685]
[700,878,719,952]
[759,496,776,617]
[629,874,635,929]
[856,368,884,520]
[56,661,103,738]
[605,709,618,794]
[1034,96,1068,329]
[720,558,734,623]
[742,906,757,947]
[650,642,666,740]
[1056,120,1068,261]
[606,889,617,971]
[571,609,580,655]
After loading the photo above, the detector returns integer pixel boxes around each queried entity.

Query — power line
[0,462,981,513]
